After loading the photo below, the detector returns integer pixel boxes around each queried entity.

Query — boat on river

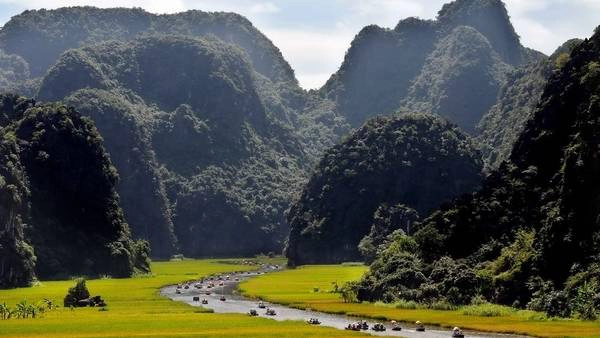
[452,327,465,338]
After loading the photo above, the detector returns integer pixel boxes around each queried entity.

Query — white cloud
[341,0,427,27]
[249,2,279,14]
[510,17,556,53]
[261,27,354,89]
[504,0,550,16]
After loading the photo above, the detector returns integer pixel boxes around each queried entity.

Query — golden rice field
[0,259,362,338]
[239,265,600,338]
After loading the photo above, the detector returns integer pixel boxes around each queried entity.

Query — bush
[572,282,599,320]
[339,281,359,303]
[132,240,151,273]
[64,278,90,307]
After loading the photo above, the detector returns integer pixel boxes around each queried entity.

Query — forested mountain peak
[402,25,510,133]
[321,0,544,131]
[38,35,266,132]
[285,113,483,266]
[394,17,437,33]
[0,6,295,83]
[437,0,524,65]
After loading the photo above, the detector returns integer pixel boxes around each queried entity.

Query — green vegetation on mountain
[478,39,583,169]
[320,19,437,127]
[35,35,331,258]
[321,0,544,131]
[0,94,149,288]
[402,26,510,133]
[0,4,351,259]
[355,28,600,319]
[64,90,176,258]
[0,96,36,288]
[286,113,483,266]
[0,49,28,89]
[0,7,294,83]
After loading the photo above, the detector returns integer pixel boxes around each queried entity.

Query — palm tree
[0,302,11,320]
[41,298,57,311]
[27,303,42,318]
[15,300,28,319]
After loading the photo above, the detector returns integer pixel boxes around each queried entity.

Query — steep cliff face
[320,19,438,127]
[477,39,583,169]
[286,113,483,266]
[402,26,510,133]
[64,90,176,258]
[436,0,532,66]
[0,97,35,287]
[321,0,544,131]
[0,94,149,287]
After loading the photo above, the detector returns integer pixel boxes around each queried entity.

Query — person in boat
[265,308,276,316]
[201,299,208,304]
[415,321,425,331]
[345,323,360,331]
[452,327,464,338]
[249,309,258,316]
[192,296,200,302]
[307,318,321,325]
[258,301,266,308]
[391,320,402,331]
[372,323,386,331]
[220,296,226,301]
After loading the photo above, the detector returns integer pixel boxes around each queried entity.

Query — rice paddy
[0,259,362,337]
[239,265,600,337]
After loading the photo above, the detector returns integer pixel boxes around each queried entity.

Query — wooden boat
[307,318,321,325]
[372,323,386,331]
[452,327,465,338]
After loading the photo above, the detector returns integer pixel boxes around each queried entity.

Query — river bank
[161,266,528,338]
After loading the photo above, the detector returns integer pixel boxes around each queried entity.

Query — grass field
[0,259,363,338]
[240,265,600,338]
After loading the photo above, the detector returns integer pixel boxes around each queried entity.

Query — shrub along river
[161,267,528,338]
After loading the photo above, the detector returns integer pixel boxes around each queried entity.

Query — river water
[160,268,527,338]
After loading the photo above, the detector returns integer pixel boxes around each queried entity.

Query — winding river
[160,268,527,338]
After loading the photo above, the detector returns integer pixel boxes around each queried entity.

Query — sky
[0,0,598,89]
